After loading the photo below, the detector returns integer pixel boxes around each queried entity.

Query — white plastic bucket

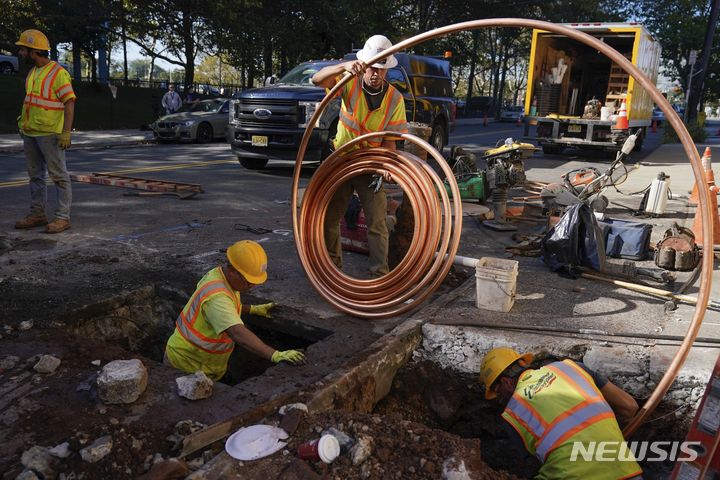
[600,106,612,121]
[475,257,519,312]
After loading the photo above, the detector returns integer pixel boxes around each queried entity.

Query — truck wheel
[0,62,14,75]
[542,145,564,155]
[196,123,213,143]
[239,157,269,170]
[633,128,645,152]
[431,123,446,152]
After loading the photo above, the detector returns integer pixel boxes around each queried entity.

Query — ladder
[605,61,630,106]
[70,173,203,198]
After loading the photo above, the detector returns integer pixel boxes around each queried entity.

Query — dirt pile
[231,409,519,479]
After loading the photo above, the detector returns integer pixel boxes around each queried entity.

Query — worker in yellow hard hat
[165,240,305,382]
[480,347,643,479]
[14,29,76,234]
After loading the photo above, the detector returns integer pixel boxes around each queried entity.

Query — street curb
[0,138,157,155]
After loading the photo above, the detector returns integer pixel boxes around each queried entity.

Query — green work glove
[250,302,275,318]
[58,131,72,150]
[271,350,305,365]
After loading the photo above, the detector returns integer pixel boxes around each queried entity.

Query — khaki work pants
[324,173,389,276]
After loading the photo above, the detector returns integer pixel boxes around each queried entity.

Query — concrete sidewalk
[0,129,155,154]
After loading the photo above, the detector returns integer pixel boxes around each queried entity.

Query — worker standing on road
[480,347,643,479]
[14,29,76,234]
[161,83,182,116]
[165,240,305,381]
[311,35,408,277]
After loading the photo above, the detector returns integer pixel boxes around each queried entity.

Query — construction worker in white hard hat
[165,240,305,382]
[14,29,76,234]
[312,34,409,277]
[479,347,643,479]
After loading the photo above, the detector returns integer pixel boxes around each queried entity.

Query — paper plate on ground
[225,425,289,461]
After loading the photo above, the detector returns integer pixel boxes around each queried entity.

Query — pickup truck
[0,54,19,75]
[227,53,456,169]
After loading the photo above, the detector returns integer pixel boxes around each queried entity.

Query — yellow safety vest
[333,76,408,151]
[165,267,242,380]
[19,61,75,135]
[502,360,642,480]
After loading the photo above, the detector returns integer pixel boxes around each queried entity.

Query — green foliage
[662,120,708,143]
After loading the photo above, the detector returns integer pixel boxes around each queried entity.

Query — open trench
[1,272,700,479]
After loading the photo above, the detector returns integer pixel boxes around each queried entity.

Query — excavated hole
[57,284,331,385]
[375,359,688,479]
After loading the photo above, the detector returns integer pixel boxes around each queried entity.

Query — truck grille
[236,99,300,129]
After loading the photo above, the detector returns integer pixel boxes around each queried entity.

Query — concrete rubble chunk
[278,403,308,415]
[80,435,113,463]
[176,371,214,400]
[49,441,72,459]
[442,457,471,480]
[18,320,34,331]
[97,359,148,404]
[0,355,20,370]
[15,470,40,480]
[33,354,61,374]
[350,435,373,466]
[20,446,58,479]
[583,346,644,378]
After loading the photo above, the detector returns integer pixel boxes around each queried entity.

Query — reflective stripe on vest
[336,76,406,150]
[504,361,612,461]
[175,280,237,354]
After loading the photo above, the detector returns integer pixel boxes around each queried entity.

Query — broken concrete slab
[649,345,716,385]
[176,371,213,400]
[80,435,113,463]
[97,359,148,404]
[583,346,646,377]
[33,354,61,374]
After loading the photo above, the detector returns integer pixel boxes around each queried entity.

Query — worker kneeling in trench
[164,240,305,381]
[480,347,643,479]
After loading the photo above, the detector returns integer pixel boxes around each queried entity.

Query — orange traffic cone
[483,113,489,127]
[688,147,714,206]
[613,100,628,130]
[651,120,657,133]
[692,148,720,245]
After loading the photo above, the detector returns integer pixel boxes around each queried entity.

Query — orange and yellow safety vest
[19,61,76,135]
[165,267,242,380]
[333,75,408,151]
[502,360,642,480]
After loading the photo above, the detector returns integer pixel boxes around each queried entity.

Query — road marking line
[0,159,237,189]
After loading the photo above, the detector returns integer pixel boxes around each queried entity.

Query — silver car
[153,99,230,143]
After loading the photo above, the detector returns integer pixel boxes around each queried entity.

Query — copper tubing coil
[297,131,462,319]
[292,19,711,438]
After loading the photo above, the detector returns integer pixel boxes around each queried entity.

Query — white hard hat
[356,35,397,69]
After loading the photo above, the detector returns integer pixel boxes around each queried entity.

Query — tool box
[598,218,653,260]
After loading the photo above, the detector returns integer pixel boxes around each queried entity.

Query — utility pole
[687,0,720,124]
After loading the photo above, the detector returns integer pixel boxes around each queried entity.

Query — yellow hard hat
[227,240,268,284]
[16,29,50,51]
[480,347,533,400]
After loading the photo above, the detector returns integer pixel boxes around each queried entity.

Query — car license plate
[568,124,582,133]
[251,135,268,147]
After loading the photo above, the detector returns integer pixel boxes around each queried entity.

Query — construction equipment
[540,129,640,215]
[443,146,485,202]
[482,138,537,231]
[70,173,203,199]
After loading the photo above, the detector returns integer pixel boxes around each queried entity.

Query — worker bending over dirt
[480,347,642,479]
[164,240,305,381]
[312,34,408,277]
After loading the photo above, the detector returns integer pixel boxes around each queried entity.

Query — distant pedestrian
[161,83,182,115]
[14,29,76,234]
[184,86,199,109]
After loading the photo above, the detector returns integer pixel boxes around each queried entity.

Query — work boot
[15,213,48,229]
[45,218,71,234]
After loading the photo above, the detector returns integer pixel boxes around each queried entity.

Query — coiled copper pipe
[292,19,711,436]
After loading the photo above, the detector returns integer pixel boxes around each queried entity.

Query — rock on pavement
[97,359,148,404]
[176,371,213,400]
[33,354,61,374]
[80,435,113,463]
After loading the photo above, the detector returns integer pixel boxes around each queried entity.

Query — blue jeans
[23,134,72,220]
